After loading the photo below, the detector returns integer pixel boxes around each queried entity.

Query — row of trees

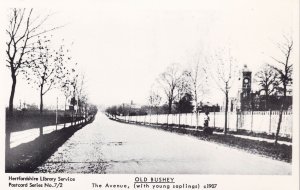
[105,97,197,118]
[107,37,293,145]
[146,50,234,130]
[6,8,94,117]
[5,9,96,148]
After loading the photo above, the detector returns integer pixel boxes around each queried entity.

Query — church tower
[240,65,252,111]
[241,65,252,98]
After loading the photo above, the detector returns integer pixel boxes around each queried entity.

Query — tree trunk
[71,110,74,126]
[65,96,67,111]
[64,97,67,128]
[274,79,288,145]
[224,91,229,135]
[6,111,12,167]
[6,74,16,155]
[74,112,76,125]
[194,97,198,129]
[168,100,172,114]
[195,112,199,129]
[275,90,287,145]
[39,84,44,136]
[5,128,11,168]
[265,94,269,110]
[283,83,287,97]
[40,85,44,113]
[8,74,17,116]
[149,107,152,124]
[85,106,87,123]
[275,105,284,145]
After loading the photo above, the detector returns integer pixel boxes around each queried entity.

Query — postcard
[1,0,299,189]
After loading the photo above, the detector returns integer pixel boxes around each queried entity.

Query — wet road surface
[35,113,291,174]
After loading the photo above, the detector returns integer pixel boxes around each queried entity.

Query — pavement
[35,113,291,174]
[137,122,292,146]
[10,120,85,148]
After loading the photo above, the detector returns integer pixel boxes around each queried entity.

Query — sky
[0,0,299,109]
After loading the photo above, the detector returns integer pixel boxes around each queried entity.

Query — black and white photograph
[0,0,299,189]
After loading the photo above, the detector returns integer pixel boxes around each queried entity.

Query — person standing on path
[204,111,210,128]
[204,111,213,135]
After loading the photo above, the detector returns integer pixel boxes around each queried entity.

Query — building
[239,65,292,111]
[197,101,220,113]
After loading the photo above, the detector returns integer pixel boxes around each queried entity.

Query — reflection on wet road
[35,113,291,174]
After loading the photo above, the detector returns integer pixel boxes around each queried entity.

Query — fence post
[236,111,238,132]
[240,111,243,131]
[167,114,169,127]
[251,111,253,132]
[228,112,230,131]
[213,110,215,128]
[186,113,187,127]
[269,109,272,134]
[196,112,198,129]
[191,112,193,127]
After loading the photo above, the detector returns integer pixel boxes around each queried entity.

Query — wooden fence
[117,111,292,137]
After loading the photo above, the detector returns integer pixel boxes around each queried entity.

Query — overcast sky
[1,0,299,109]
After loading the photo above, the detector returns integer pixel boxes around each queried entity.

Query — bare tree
[175,72,192,126]
[185,54,208,128]
[23,36,67,135]
[61,78,72,128]
[25,36,66,114]
[5,8,61,155]
[270,36,293,145]
[65,71,89,123]
[157,63,182,126]
[69,74,79,125]
[6,8,60,116]
[148,90,162,124]
[207,49,237,135]
[158,63,182,114]
[254,64,279,110]
[61,79,73,111]
[76,74,86,120]
[60,44,77,112]
[81,94,89,122]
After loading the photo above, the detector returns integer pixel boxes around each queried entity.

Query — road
[35,113,291,174]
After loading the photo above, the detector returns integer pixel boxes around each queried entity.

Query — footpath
[5,116,95,173]
[171,126,292,146]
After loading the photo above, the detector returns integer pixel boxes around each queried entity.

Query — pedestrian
[203,111,213,135]
[204,111,210,128]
